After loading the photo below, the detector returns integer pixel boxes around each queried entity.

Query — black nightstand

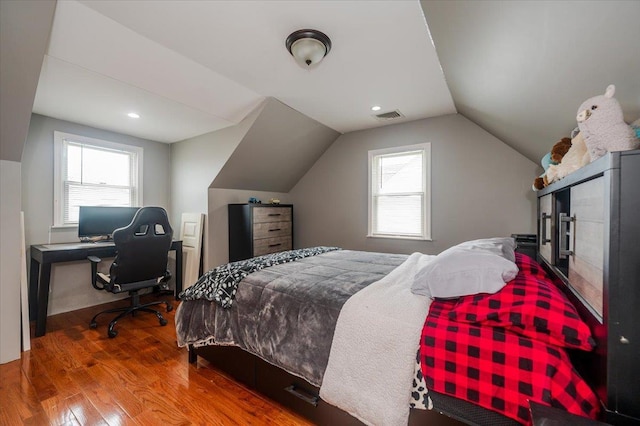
[511,233,537,259]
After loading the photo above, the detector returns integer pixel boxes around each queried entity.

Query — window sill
[366,234,432,242]
[50,224,78,230]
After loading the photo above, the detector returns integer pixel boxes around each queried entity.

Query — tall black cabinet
[536,150,640,425]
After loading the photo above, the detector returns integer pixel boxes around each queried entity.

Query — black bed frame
[184,246,600,425]
[187,344,519,426]
[185,241,626,426]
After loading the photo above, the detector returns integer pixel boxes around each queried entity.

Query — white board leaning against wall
[180,213,205,290]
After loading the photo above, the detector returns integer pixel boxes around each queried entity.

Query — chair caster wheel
[108,329,118,338]
[90,322,97,329]
[159,318,168,326]
[166,304,173,312]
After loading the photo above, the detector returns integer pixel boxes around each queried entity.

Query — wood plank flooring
[0,294,312,425]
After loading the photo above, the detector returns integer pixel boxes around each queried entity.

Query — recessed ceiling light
[371,106,381,111]
[127,112,140,119]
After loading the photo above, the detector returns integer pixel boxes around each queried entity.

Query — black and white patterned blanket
[179,246,340,308]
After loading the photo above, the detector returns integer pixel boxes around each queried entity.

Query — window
[368,143,431,240]
[53,131,143,226]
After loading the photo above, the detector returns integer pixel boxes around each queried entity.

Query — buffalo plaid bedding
[420,255,600,424]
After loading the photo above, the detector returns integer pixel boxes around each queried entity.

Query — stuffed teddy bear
[533,137,572,190]
[544,131,591,185]
[577,84,640,161]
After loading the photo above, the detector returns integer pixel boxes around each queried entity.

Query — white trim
[53,131,143,226]
[367,142,431,240]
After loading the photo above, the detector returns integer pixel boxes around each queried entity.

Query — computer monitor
[78,206,140,241]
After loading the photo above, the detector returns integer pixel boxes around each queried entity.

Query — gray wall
[212,98,340,192]
[170,101,264,268]
[22,114,172,315]
[0,160,24,363]
[290,114,537,255]
[0,0,56,364]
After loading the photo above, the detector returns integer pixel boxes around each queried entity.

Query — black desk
[29,240,183,337]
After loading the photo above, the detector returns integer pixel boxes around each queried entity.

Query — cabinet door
[539,194,553,264]
[569,177,604,317]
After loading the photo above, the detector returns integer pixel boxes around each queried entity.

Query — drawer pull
[284,385,319,406]
[268,243,282,248]
[268,213,281,217]
[540,212,552,245]
[269,228,281,232]
[558,213,575,259]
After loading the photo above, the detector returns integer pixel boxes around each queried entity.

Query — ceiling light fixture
[127,112,140,119]
[371,106,381,111]
[286,29,331,68]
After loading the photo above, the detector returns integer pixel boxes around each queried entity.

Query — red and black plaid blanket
[420,254,600,424]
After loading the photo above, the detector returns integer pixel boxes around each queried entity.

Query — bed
[175,238,604,426]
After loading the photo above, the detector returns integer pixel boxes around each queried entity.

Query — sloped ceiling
[421,0,640,164]
[32,0,455,143]
[0,1,56,162]
[211,98,340,192]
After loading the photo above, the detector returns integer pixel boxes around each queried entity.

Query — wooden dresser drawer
[253,221,292,239]
[253,236,292,257]
[253,207,292,224]
[569,176,604,316]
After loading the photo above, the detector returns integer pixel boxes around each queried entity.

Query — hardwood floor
[0,294,312,425]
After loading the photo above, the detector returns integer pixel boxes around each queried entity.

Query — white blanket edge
[319,252,434,426]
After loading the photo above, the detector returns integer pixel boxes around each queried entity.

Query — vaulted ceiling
[33,0,455,143]
[30,0,640,164]
[421,0,640,163]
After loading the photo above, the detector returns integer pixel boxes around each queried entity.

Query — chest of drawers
[228,204,293,262]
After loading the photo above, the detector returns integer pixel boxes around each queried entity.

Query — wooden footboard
[188,344,518,426]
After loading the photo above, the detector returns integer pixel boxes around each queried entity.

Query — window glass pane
[65,183,131,223]
[377,152,422,194]
[55,132,142,226]
[373,194,423,235]
[82,147,131,186]
[66,144,83,183]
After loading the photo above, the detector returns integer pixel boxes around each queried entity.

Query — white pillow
[411,246,519,299]
[455,237,516,263]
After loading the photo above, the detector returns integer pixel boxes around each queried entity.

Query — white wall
[290,114,538,255]
[22,114,172,315]
[0,0,56,363]
[0,160,23,363]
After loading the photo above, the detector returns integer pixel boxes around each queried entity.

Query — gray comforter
[175,249,408,386]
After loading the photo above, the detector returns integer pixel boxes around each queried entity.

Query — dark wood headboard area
[536,150,640,425]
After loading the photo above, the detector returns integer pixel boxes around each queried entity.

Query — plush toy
[576,85,639,161]
[631,118,640,140]
[544,132,591,185]
[532,137,572,190]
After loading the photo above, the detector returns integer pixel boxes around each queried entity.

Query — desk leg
[175,243,183,300]
[29,258,40,321]
[35,263,52,337]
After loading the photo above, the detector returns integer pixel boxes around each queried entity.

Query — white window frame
[53,131,143,227]
[367,143,431,240]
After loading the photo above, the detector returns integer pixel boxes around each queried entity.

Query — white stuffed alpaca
[576,84,639,161]
[545,132,591,184]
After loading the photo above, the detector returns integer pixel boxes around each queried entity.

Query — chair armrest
[87,256,106,290]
